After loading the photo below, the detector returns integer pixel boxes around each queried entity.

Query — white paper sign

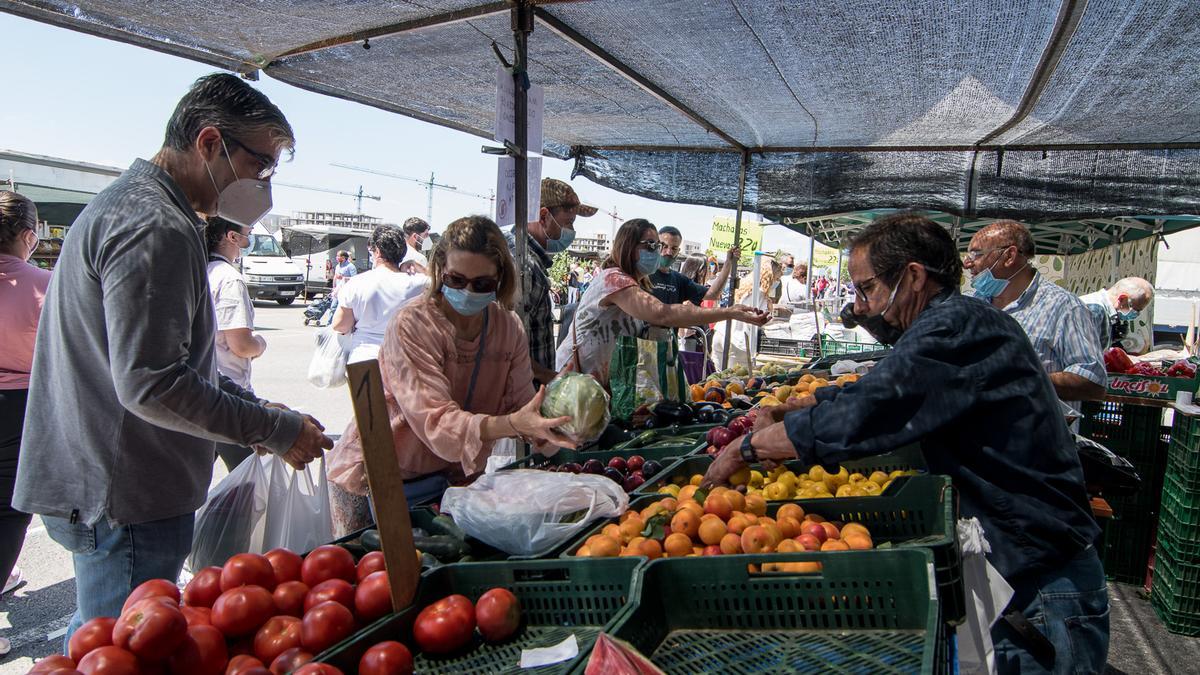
[495,64,544,155]
[519,634,578,668]
[494,156,542,227]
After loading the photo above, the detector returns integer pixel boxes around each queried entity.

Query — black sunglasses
[442,272,500,293]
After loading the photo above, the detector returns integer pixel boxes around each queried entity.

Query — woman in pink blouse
[328,215,574,534]
[0,191,51,620]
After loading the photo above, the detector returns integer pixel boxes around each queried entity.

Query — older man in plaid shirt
[964,220,1106,414]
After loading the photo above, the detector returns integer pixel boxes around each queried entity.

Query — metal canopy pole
[512,0,532,460]
[720,151,750,371]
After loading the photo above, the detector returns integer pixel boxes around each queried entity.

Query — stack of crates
[1152,410,1200,634]
[1079,401,1170,584]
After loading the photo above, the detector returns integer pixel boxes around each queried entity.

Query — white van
[241,224,306,305]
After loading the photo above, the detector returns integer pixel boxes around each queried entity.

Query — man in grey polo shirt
[14,73,332,639]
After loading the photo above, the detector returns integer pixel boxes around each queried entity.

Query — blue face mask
[971,258,1026,301]
[637,249,661,275]
[1118,308,1140,322]
[442,285,495,316]
[543,212,576,253]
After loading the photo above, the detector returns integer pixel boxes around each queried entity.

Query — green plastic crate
[1152,545,1200,634]
[316,558,643,674]
[564,474,964,626]
[820,334,891,356]
[601,550,939,674]
[1079,401,1165,453]
[1175,412,1200,453]
[1168,436,1200,487]
[633,444,928,497]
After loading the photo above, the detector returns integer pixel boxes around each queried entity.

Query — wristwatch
[739,431,759,464]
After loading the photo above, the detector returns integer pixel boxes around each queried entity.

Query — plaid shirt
[993,272,1107,411]
[505,230,554,377]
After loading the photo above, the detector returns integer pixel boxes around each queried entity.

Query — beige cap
[541,178,598,217]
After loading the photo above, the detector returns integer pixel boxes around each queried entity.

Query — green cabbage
[541,373,611,444]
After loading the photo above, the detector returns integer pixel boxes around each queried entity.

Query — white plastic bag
[956,517,1015,675]
[308,328,349,389]
[440,470,628,557]
[262,456,333,554]
[189,454,269,571]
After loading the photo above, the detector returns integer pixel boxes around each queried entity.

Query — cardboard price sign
[706,216,762,265]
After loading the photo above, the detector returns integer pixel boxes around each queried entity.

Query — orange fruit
[720,532,743,554]
[744,494,768,516]
[671,510,701,540]
[704,387,726,403]
[724,490,747,513]
[640,503,665,521]
[820,539,850,552]
[740,525,773,554]
[636,538,664,559]
[698,517,728,545]
[776,538,802,553]
[776,503,805,522]
[790,561,823,573]
[703,494,733,521]
[690,384,706,402]
[841,523,871,539]
[804,513,826,524]
[820,522,841,540]
[726,514,751,535]
[777,516,802,539]
[664,533,693,557]
[727,382,745,396]
[678,485,699,502]
[619,510,639,524]
[659,498,678,512]
[692,546,704,556]
[678,500,705,518]
[762,524,784,548]
[591,535,622,557]
[843,534,873,550]
[619,518,645,543]
[576,545,593,557]
[602,524,622,541]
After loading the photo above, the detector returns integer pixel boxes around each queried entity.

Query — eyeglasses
[962,246,1010,263]
[225,136,278,179]
[638,240,662,252]
[442,271,500,293]
[852,274,879,303]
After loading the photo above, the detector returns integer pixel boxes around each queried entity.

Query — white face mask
[204,138,273,228]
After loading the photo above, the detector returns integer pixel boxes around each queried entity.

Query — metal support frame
[719,151,751,370]
[511,0,534,460]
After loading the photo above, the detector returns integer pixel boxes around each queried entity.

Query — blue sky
[0,12,816,257]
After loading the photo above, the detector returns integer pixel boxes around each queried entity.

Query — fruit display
[1104,347,1197,378]
[645,455,919,501]
[525,454,664,492]
[33,546,398,675]
[572,487,876,562]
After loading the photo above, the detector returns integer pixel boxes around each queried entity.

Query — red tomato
[268,647,313,675]
[183,567,224,608]
[42,670,83,675]
[358,641,413,675]
[271,581,309,618]
[167,625,228,675]
[412,595,475,655]
[76,646,140,675]
[121,579,180,614]
[181,606,212,628]
[68,617,117,663]
[28,655,77,672]
[354,572,393,623]
[252,616,302,664]
[264,549,303,586]
[211,586,276,637]
[300,546,356,588]
[224,655,266,675]
[221,554,278,593]
[356,552,386,582]
[299,601,355,654]
[112,598,188,662]
[475,588,521,642]
[292,665,343,675]
[303,579,355,614]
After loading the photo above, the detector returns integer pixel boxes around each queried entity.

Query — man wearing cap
[506,178,596,386]
[650,225,739,308]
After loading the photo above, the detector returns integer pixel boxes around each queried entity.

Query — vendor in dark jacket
[703,212,1107,675]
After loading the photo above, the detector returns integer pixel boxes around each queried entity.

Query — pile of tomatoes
[27,545,394,675]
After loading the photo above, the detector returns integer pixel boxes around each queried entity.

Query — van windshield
[244,234,286,257]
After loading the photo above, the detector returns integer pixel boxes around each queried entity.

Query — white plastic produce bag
[956,517,1015,675]
[189,455,333,571]
[307,327,350,389]
[440,470,628,557]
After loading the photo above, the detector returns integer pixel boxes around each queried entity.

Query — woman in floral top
[556,218,768,386]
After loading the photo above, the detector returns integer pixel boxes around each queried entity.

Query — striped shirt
[994,273,1106,411]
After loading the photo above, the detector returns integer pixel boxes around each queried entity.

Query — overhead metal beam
[533,7,747,152]
[268,2,509,63]
[585,141,1200,155]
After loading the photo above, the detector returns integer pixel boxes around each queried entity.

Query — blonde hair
[426,215,519,310]
[735,264,777,304]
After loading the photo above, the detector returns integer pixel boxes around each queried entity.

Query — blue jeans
[992,546,1110,674]
[43,512,194,648]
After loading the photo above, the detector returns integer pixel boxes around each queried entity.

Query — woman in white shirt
[332,225,430,363]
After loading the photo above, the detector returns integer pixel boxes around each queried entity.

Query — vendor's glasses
[226,136,278,180]
[962,246,1007,263]
[442,272,500,293]
[853,274,879,303]
[638,239,663,252]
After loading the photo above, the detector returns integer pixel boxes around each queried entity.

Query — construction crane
[273,182,381,214]
[595,206,622,237]
[331,162,494,224]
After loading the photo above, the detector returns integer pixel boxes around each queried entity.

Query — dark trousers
[1,388,33,587]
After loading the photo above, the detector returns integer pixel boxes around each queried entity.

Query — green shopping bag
[609,334,689,420]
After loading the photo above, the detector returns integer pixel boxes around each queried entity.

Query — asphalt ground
[2,300,1198,672]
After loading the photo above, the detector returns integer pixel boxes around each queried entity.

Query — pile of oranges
[573,484,875,562]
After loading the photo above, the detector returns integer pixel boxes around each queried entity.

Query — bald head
[973,220,1035,258]
[1110,277,1154,312]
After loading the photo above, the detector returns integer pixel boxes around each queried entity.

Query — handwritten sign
[706,217,762,265]
[495,156,542,228]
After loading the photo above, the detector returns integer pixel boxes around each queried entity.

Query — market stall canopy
[6,0,1199,246]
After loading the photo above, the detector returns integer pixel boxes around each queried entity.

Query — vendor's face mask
[204,138,273,228]
[844,280,904,346]
[970,252,1027,301]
